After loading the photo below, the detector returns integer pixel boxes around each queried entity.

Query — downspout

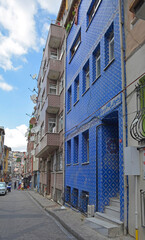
[119,0,128,235]
[63,31,66,205]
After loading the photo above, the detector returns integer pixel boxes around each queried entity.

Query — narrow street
[0,190,77,240]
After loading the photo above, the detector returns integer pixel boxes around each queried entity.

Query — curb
[27,191,85,240]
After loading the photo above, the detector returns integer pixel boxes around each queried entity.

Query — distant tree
[16,158,21,162]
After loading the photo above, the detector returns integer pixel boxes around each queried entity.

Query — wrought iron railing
[130,83,145,142]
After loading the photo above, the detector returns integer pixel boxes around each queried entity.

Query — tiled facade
[65,0,125,221]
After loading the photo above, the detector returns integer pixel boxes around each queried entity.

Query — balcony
[130,0,145,20]
[35,132,60,158]
[47,58,62,80]
[46,94,60,114]
[48,24,65,48]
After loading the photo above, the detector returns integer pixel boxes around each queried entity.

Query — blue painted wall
[65,0,125,220]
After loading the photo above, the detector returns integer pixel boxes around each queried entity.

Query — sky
[0,0,62,152]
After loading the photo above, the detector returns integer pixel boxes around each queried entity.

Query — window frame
[109,33,114,63]
[82,130,89,163]
[49,83,57,95]
[87,0,102,26]
[70,29,81,62]
[67,86,72,112]
[83,62,90,94]
[48,118,56,133]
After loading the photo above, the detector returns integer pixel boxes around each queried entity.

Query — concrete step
[105,205,120,219]
[95,212,123,226]
[110,198,120,208]
[85,217,122,238]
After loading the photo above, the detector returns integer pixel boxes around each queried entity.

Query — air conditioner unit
[130,0,145,20]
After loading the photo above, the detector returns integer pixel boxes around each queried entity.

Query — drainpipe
[119,0,128,235]
[63,31,66,205]
[135,175,138,240]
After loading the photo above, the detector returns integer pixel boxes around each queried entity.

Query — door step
[105,205,120,219]
[95,212,123,225]
[85,217,122,238]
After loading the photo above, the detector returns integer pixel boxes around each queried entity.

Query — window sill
[82,87,90,97]
[73,99,79,106]
[66,164,71,166]
[73,163,79,166]
[104,58,115,71]
[67,109,71,114]
[92,74,101,85]
[82,162,89,165]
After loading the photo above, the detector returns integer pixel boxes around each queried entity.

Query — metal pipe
[135,175,139,240]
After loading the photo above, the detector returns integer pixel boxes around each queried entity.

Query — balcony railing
[35,132,60,158]
[48,24,65,48]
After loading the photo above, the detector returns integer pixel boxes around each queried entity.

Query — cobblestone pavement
[27,190,135,240]
[0,190,77,240]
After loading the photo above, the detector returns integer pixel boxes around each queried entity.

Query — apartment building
[64,0,126,236]
[124,0,145,239]
[3,146,11,182]
[0,126,5,180]
[35,22,65,203]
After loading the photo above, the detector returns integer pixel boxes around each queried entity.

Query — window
[67,140,71,164]
[49,83,57,95]
[105,23,114,67]
[56,152,63,171]
[40,122,45,139]
[109,33,114,62]
[93,45,101,81]
[74,76,79,103]
[41,89,45,109]
[59,41,64,60]
[70,30,81,58]
[67,86,72,112]
[59,112,63,131]
[50,48,58,59]
[96,50,101,78]
[83,62,90,93]
[74,136,79,164]
[65,186,71,203]
[82,130,89,163]
[59,74,64,94]
[48,118,56,133]
[72,188,78,208]
[88,0,102,25]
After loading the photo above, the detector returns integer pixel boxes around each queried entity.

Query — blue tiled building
[65,0,125,222]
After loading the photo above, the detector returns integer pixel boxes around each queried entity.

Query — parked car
[0,182,7,195]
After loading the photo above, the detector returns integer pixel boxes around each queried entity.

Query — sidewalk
[27,190,135,240]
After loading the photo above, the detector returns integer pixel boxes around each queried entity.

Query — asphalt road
[0,190,77,240]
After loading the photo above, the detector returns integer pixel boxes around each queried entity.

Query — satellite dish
[32,74,37,79]
[30,94,37,104]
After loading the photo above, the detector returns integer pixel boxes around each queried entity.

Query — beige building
[35,22,65,203]
[124,0,145,239]
[0,126,5,180]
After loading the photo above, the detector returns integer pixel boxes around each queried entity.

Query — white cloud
[0,0,62,71]
[0,0,37,70]
[0,75,14,91]
[5,125,28,152]
[37,0,62,15]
